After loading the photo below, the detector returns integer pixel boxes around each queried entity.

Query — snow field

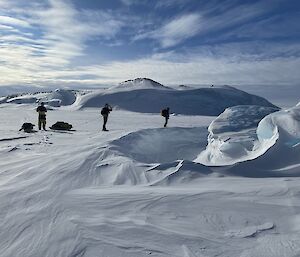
[0,82,299,256]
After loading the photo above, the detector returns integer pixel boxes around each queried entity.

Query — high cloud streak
[135,14,202,48]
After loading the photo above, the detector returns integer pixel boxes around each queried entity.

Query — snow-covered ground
[0,81,300,257]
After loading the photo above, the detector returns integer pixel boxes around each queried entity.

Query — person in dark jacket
[161,107,170,127]
[36,102,47,130]
[101,103,112,131]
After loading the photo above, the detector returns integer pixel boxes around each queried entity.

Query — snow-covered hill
[76,83,277,115]
[0,79,278,116]
[110,78,172,91]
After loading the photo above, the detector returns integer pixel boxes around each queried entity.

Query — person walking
[161,107,170,127]
[101,103,112,131]
[36,102,47,130]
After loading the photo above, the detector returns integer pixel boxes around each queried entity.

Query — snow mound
[196,105,279,165]
[196,104,300,177]
[76,85,277,115]
[110,127,209,164]
[110,78,171,91]
[42,89,77,106]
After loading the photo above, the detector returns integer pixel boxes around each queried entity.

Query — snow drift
[76,83,277,116]
[110,127,209,164]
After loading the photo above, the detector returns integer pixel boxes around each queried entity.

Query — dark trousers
[164,117,169,127]
[102,115,108,130]
[38,119,46,130]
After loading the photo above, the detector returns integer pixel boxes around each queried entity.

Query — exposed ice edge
[195,104,300,167]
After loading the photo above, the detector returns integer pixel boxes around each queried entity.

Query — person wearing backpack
[36,102,47,130]
[161,107,170,127]
[101,103,112,131]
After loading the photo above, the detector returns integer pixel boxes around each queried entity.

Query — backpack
[161,109,168,117]
[50,121,72,131]
[101,107,110,115]
[21,123,35,131]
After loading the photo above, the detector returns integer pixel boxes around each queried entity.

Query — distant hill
[2,89,77,107]
[109,78,172,91]
[76,84,278,116]
[0,78,279,116]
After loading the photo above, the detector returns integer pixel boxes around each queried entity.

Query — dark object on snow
[50,121,73,131]
[19,123,35,132]
[161,107,170,127]
[101,103,112,131]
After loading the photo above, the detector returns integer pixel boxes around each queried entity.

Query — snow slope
[0,90,299,256]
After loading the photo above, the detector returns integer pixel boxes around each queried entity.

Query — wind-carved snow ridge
[196,104,300,176]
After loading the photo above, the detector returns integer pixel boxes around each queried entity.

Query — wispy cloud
[0,15,31,27]
[0,0,299,88]
[133,1,272,48]
[0,0,126,78]
[155,0,191,8]
[120,0,148,6]
[79,46,300,86]
[135,13,201,48]
[2,43,298,87]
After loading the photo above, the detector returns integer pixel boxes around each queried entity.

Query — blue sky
[0,0,299,87]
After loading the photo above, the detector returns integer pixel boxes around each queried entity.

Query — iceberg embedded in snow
[195,105,279,165]
[196,104,300,175]
[257,105,300,147]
